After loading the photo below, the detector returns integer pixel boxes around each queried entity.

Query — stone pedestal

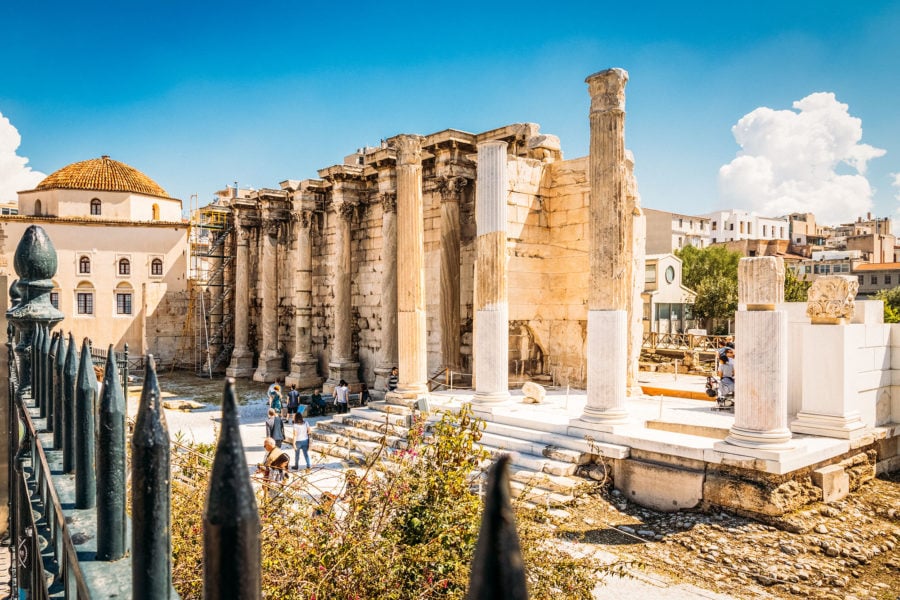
[791,279,867,439]
[226,225,255,378]
[387,135,428,402]
[718,257,793,453]
[572,310,629,428]
[253,220,286,382]
[472,141,510,404]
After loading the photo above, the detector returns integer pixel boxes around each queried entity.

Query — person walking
[268,384,284,418]
[286,383,301,415]
[292,412,312,471]
[265,407,286,448]
[334,379,350,414]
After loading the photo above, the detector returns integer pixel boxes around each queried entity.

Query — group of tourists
[257,370,398,486]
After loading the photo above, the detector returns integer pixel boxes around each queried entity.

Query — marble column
[374,192,399,392]
[327,199,360,385]
[439,176,466,372]
[627,151,646,396]
[253,219,286,382]
[575,68,631,426]
[473,141,510,404]
[226,224,255,377]
[722,257,793,450]
[286,210,322,389]
[791,276,867,439]
[388,134,428,401]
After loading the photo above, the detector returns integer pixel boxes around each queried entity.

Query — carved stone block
[806,275,858,324]
[738,257,784,310]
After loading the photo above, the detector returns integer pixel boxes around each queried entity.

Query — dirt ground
[561,470,900,600]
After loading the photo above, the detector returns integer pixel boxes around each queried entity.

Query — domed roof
[34,155,169,198]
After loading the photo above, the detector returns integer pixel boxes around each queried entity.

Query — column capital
[335,200,357,222]
[379,191,397,214]
[436,175,468,202]
[585,68,628,113]
[291,209,313,229]
[393,134,424,165]
[262,219,281,238]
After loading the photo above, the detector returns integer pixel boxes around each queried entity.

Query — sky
[1,1,899,226]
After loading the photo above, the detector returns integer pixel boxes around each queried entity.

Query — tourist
[360,382,370,406]
[334,379,350,414]
[259,437,290,493]
[309,388,326,416]
[388,367,399,392]
[717,347,735,398]
[265,407,286,448]
[292,412,311,471]
[286,383,301,415]
[268,384,284,417]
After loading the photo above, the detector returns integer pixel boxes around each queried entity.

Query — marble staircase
[309,395,627,506]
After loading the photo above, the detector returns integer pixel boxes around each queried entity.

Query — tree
[676,245,741,330]
[784,267,811,302]
[874,286,900,323]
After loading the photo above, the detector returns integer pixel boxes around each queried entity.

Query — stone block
[703,471,819,516]
[865,323,890,348]
[853,300,884,324]
[811,465,849,502]
[872,346,890,370]
[739,257,784,307]
[612,458,703,512]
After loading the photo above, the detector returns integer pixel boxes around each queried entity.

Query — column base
[286,356,323,390]
[226,348,255,379]
[253,352,287,383]
[374,364,395,393]
[791,411,867,440]
[723,425,794,450]
[568,419,630,437]
[472,390,510,404]
[569,405,630,434]
[326,361,360,389]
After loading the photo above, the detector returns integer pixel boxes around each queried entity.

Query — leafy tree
[784,267,812,302]
[676,245,741,328]
[874,286,900,323]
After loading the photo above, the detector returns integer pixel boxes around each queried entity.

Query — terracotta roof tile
[33,156,169,198]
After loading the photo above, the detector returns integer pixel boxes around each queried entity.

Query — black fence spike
[203,377,261,599]
[97,345,126,560]
[62,332,78,474]
[131,355,172,599]
[75,338,96,509]
[53,333,66,450]
[466,454,529,600]
[46,331,58,429]
[33,324,43,410]
[41,324,51,416]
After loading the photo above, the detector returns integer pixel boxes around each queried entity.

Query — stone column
[226,223,254,377]
[722,257,793,450]
[439,176,466,372]
[253,219,286,382]
[388,135,428,401]
[286,209,322,389]
[574,68,631,427]
[627,151,646,396]
[473,141,510,404]
[327,198,360,385]
[790,276,867,439]
[374,192,399,392]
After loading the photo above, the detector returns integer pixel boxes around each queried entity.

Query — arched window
[90,198,102,215]
[35,199,42,216]
[118,258,131,275]
[151,258,164,276]
[50,280,60,310]
[76,282,94,315]
[79,256,91,274]
[152,203,160,220]
[115,283,133,315]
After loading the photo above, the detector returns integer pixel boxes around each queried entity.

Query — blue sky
[1,1,898,225]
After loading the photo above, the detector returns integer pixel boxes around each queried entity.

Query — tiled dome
[34,156,169,198]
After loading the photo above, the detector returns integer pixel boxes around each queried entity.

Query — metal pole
[32,325,42,411]
[63,332,78,474]
[75,338,96,509]
[132,356,172,600]
[46,332,58,431]
[203,378,261,599]
[97,346,127,560]
[53,333,66,450]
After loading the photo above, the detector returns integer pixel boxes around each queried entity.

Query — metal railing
[642,332,730,352]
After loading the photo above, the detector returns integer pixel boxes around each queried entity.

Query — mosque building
[1,155,189,356]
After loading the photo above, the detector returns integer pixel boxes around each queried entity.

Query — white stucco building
[706,209,788,244]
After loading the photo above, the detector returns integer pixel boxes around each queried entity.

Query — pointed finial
[75,338,97,509]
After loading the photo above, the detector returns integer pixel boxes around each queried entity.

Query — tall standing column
[720,257,793,451]
[439,176,466,372]
[327,199,360,385]
[388,135,428,401]
[473,141,510,404]
[226,224,254,377]
[287,210,322,389]
[253,220,286,382]
[574,68,631,427]
[374,192,399,392]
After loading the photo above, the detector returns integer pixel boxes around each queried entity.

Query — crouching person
[260,436,291,497]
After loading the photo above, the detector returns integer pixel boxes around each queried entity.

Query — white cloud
[718,92,886,225]
[0,112,45,203]
[892,172,900,205]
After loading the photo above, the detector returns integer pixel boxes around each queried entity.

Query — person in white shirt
[334,380,350,414]
[292,412,311,470]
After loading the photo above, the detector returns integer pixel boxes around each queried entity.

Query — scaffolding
[175,195,235,374]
